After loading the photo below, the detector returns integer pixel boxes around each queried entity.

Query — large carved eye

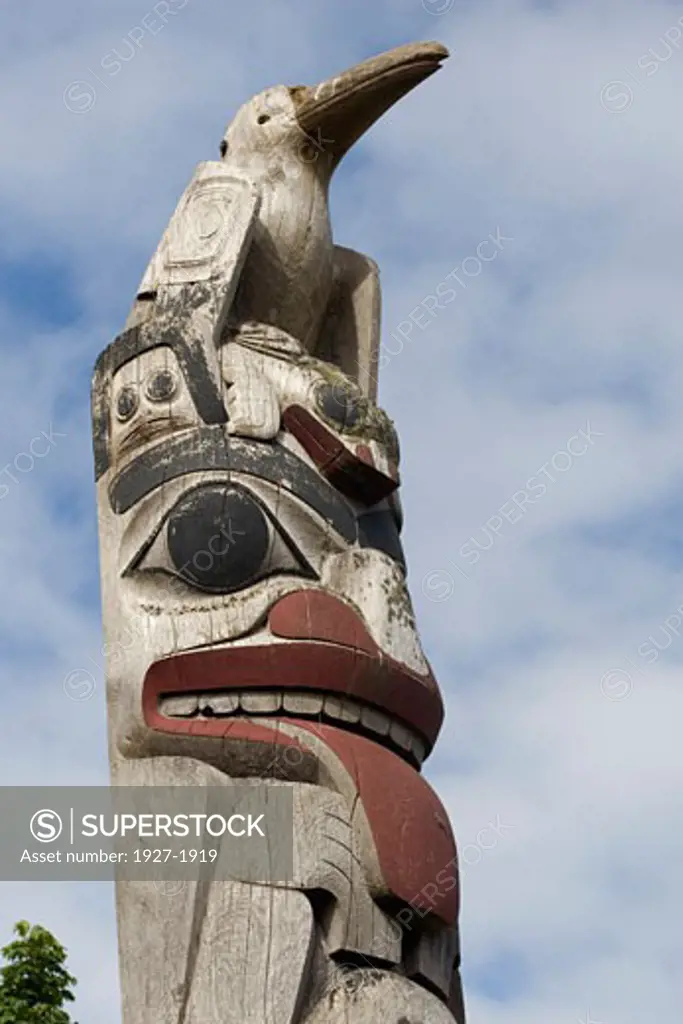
[144,369,178,403]
[131,483,315,594]
[116,385,139,422]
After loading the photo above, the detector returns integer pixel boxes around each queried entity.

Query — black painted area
[116,385,138,422]
[109,425,358,544]
[357,509,406,571]
[315,382,361,430]
[167,484,270,592]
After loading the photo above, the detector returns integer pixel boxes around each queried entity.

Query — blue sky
[2,0,683,1020]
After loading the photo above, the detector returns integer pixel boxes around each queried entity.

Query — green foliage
[0,921,78,1024]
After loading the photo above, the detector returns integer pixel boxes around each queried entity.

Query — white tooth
[283,692,324,715]
[240,692,281,713]
[323,696,345,720]
[361,707,391,736]
[389,720,413,751]
[324,696,361,723]
[160,694,198,717]
[300,693,324,714]
[411,736,427,764]
[209,693,240,714]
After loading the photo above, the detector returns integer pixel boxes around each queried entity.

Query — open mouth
[137,591,457,931]
[142,589,444,769]
[157,687,427,767]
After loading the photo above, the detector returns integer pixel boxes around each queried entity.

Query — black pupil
[116,386,138,421]
[257,114,270,124]
[316,384,361,430]
[146,370,176,402]
[167,485,269,593]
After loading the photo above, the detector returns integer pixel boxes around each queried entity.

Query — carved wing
[316,245,381,401]
[127,161,261,334]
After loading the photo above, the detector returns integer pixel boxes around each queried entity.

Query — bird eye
[129,483,315,595]
[219,140,228,157]
[257,114,271,125]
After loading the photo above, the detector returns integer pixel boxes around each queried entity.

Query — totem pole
[92,41,465,1024]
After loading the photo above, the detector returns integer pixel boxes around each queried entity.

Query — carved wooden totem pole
[92,41,465,1024]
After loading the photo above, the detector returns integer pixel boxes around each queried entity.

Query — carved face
[93,325,444,782]
[95,46,463,1019]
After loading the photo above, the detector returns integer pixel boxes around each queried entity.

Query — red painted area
[269,590,377,655]
[282,405,337,469]
[289,722,460,925]
[355,443,375,468]
[140,704,459,925]
[282,404,398,505]
[143,640,442,744]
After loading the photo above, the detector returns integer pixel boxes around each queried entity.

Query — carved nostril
[219,140,228,157]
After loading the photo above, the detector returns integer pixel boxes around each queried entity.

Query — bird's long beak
[292,41,449,169]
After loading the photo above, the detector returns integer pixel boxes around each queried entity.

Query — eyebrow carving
[108,424,358,544]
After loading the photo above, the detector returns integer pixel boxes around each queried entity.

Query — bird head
[219,41,449,179]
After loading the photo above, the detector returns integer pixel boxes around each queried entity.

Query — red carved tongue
[142,706,458,926]
[291,719,460,927]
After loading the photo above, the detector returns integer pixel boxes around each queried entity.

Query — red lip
[142,590,444,747]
